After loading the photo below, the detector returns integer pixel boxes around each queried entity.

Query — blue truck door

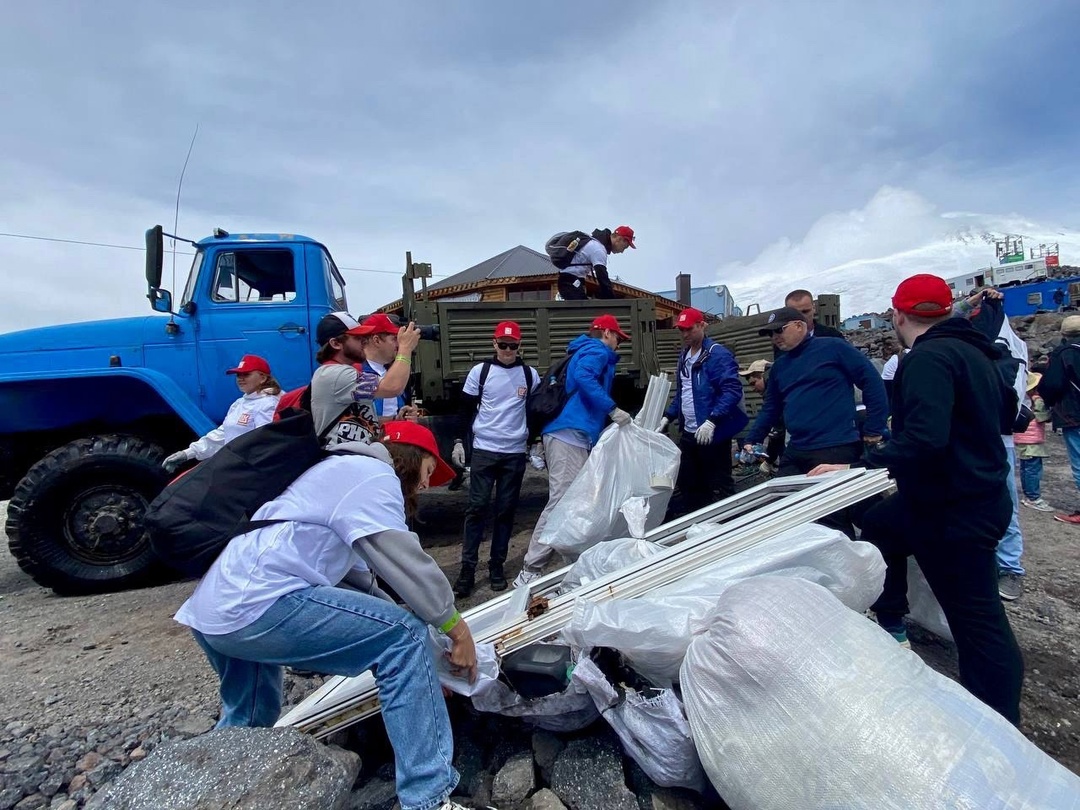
[196,245,316,421]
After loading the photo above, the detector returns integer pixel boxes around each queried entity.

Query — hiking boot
[1054,511,1080,525]
[512,568,542,589]
[452,566,475,598]
[998,571,1024,602]
[1021,497,1055,512]
[489,563,508,592]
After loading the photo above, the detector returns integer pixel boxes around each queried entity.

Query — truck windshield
[180,250,204,308]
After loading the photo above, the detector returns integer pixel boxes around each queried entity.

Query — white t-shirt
[189,391,280,460]
[311,362,381,446]
[563,238,609,279]
[463,361,540,454]
[365,360,400,418]
[678,348,703,433]
[881,351,909,381]
[174,455,404,635]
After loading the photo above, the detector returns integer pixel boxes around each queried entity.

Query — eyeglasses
[496,342,520,350]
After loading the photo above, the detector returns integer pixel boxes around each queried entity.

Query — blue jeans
[1065,427,1080,492]
[192,586,458,810]
[1019,456,1044,501]
[996,443,1025,576]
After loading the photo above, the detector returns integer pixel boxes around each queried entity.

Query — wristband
[438,610,462,634]
[394,354,412,365]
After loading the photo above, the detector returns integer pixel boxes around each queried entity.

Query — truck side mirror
[149,288,173,313]
[145,225,164,289]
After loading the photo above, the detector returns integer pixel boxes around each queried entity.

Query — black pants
[777,441,866,538]
[461,449,527,569]
[668,433,735,519]
[558,273,588,300]
[862,491,1024,725]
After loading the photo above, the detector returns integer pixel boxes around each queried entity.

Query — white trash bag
[574,656,707,792]
[427,631,500,697]
[680,576,1080,810]
[562,524,885,686]
[538,423,679,559]
[559,536,664,593]
[906,557,953,641]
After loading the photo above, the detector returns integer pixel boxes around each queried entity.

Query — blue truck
[0,227,350,594]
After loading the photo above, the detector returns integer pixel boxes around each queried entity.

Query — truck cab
[0,227,348,593]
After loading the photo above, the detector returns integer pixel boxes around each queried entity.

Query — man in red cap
[658,307,747,516]
[809,273,1024,725]
[514,314,633,587]
[450,321,540,596]
[546,225,636,300]
[356,313,417,420]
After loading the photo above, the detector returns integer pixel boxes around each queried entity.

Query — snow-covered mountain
[718,187,1080,316]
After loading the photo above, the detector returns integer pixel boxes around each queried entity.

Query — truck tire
[6,434,171,595]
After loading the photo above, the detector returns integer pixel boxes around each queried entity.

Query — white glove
[529,443,546,471]
[609,408,632,427]
[656,417,670,433]
[162,449,193,473]
[451,440,466,467]
[695,420,716,445]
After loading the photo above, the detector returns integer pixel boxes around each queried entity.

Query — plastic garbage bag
[574,657,707,792]
[680,576,1080,810]
[538,422,679,559]
[427,630,500,697]
[906,557,953,641]
[562,524,885,686]
[560,536,664,593]
[619,497,650,539]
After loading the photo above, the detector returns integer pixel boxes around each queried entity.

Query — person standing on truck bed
[450,321,540,597]
[551,226,636,300]
[513,314,633,588]
[162,354,282,473]
[657,307,748,517]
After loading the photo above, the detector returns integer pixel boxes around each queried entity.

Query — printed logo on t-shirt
[328,401,381,447]
[517,385,527,398]
[237,412,251,426]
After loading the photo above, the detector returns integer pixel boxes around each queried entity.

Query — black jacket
[868,318,1010,506]
[812,321,844,339]
[1038,339,1080,430]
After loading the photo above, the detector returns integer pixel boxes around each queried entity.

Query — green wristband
[438,610,462,634]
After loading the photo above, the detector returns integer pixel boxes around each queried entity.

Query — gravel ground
[1,450,1078,808]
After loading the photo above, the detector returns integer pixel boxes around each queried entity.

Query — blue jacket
[542,334,619,446]
[664,337,748,442]
[745,335,888,451]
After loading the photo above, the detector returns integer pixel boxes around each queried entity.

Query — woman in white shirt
[174,421,477,810]
[162,355,281,472]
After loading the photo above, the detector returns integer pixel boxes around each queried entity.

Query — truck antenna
[170,124,200,315]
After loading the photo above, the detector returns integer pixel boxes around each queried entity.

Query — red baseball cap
[351,313,400,337]
[494,321,522,341]
[381,420,456,487]
[591,314,630,341]
[226,354,271,375]
[614,225,636,248]
[676,307,705,329]
[892,274,953,317]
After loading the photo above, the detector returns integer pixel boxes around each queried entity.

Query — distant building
[655,283,742,318]
[842,313,890,331]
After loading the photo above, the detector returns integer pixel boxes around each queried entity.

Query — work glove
[529,442,546,471]
[656,417,670,433]
[451,440,466,468]
[695,420,716,445]
[162,449,193,473]
[609,408,632,427]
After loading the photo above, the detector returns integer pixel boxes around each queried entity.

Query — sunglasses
[496,341,520,350]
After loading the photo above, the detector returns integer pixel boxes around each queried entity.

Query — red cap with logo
[675,307,705,329]
[226,354,271,375]
[381,420,456,487]
[614,225,636,248]
[352,313,400,336]
[591,314,630,341]
[891,274,953,317]
[494,321,522,341]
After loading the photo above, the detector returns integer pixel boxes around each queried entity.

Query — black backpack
[545,231,592,270]
[526,352,575,438]
[145,410,331,577]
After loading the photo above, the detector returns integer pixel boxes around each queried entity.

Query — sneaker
[998,571,1024,602]
[439,801,495,810]
[452,566,475,599]
[489,563,508,592]
[887,628,912,650]
[512,568,542,589]
[1054,511,1080,524]
[1021,497,1055,512]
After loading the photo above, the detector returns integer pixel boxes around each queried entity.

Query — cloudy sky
[1,0,1078,330]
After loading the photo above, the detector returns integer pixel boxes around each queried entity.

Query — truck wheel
[6,435,171,595]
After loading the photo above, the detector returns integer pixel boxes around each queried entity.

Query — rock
[650,788,711,809]
[526,788,568,810]
[167,715,215,738]
[345,777,397,810]
[83,727,360,810]
[50,801,77,810]
[65,775,87,794]
[35,772,63,799]
[0,787,25,810]
[531,731,564,782]
[13,795,46,810]
[550,737,638,810]
[85,759,122,787]
[492,751,536,809]
[74,753,102,773]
